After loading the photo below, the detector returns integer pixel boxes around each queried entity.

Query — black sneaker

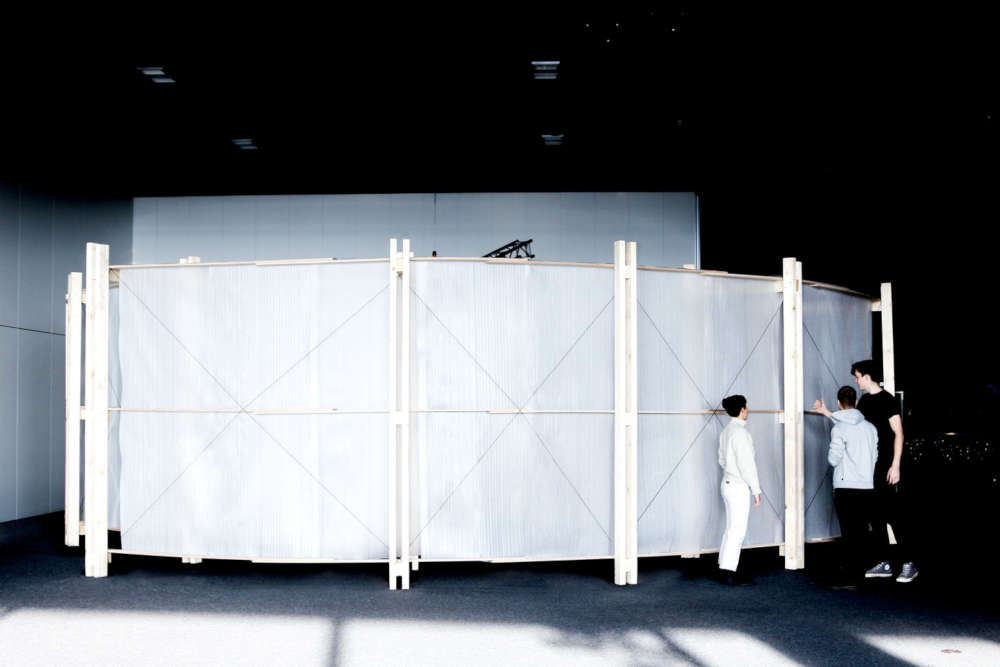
[895,562,918,583]
[864,561,893,578]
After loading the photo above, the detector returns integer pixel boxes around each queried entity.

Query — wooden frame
[76,242,885,584]
[84,243,110,577]
[782,258,805,570]
[64,272,83,547]
[614,241,639,585]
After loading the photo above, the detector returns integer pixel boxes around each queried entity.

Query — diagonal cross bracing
[117,274,389,548]
[636,299,785,525]
[409,288,615,546]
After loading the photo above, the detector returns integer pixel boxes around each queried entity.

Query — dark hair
[836,385,857,408]
[850,359,879,381]
[722,395,747,417]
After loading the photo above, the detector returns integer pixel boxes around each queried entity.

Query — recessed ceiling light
[239,145,259,150]
[541,134,564,146]
[138,67,165,76]
[152,77,176,84]
[532,60,560,80]
[232,138,254,145]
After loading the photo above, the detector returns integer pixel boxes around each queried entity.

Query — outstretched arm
[812,397,834,419]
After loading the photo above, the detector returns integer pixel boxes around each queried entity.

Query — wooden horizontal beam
[110,258,389,270]
[106,407,787,415]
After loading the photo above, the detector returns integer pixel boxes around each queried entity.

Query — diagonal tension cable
[244,285,389,408]
[409,290,615,545]
[803,322,845,394]
[637,299,785,525]
[118,276,389,543]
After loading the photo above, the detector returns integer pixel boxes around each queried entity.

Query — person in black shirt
[851,359,917,583]
[813,359,917,582]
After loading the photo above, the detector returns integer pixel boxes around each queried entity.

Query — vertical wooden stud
[614,241,638,584]
[65,272,83,547]
[84,244,110,577]
[880,283,895,395]
[387,239,399,589]
[625,242,638,584]
[399,239,411,590]
[782,258,805,570]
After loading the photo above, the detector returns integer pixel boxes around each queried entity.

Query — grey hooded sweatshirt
[827,408,878,490]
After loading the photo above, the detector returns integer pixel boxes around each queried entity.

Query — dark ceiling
[2,6,994,199]
[1,6,998,420]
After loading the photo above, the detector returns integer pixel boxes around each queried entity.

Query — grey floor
[1,513,998,666]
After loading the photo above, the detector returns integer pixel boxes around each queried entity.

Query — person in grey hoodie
[817,385,879,582]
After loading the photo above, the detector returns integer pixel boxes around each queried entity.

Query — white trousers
[719,477,750,572]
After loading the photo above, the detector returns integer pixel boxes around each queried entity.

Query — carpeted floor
[1,513,998,666]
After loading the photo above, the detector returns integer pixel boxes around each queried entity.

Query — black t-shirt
[857,390,901,464]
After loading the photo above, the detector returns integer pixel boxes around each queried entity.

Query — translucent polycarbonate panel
[118,412,389,559]
[637,272,783,413]
[410,261,614,559]
[411,413,614,559]
[115,261,389,558]
[636,270,784,554]
[115,262,388,411]
[108,286,121,528]
[802,286,872,540]
[805,415,840,539]
[411,262,614,412]
[802,287,872,410]
[637,414,784,554]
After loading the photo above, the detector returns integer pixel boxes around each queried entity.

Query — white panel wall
[0,180,132,523]
[132,193,699,267]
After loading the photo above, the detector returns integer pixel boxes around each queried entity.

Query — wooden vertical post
[880,283,895,395]
[614,240,639,585]
[399,239,411,590]
[64,272,83,547]
[387,239,399,589]
[625,242,638,584]
[782,258,805,570]
[387,239,411,590]
[84,244,109,577]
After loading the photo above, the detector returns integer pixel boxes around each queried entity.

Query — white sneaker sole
[896,573,918,583]
[865,572,893,578]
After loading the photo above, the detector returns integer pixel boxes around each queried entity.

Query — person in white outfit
[717,394,761,585]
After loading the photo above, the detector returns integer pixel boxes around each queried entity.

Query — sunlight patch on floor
[664,629,802,666]
[861,634,1000,665]
[0,609,333,666]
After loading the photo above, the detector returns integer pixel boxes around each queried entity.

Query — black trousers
[834,488,874,576]
[872,461,911,563]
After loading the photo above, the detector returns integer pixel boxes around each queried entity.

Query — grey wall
[132,192,700,267]
[0,181,132,523]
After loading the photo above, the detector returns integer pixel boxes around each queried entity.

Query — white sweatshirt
[827,408,878,490]
[718,417,761,495]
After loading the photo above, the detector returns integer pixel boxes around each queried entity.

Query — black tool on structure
[483,239,535,258]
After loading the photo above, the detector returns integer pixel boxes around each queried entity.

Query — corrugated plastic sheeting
[637,271,786,554]
[410,262,614,559]
[109,286,121,529]
[114,262,389,558]
[802,286,873,540]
